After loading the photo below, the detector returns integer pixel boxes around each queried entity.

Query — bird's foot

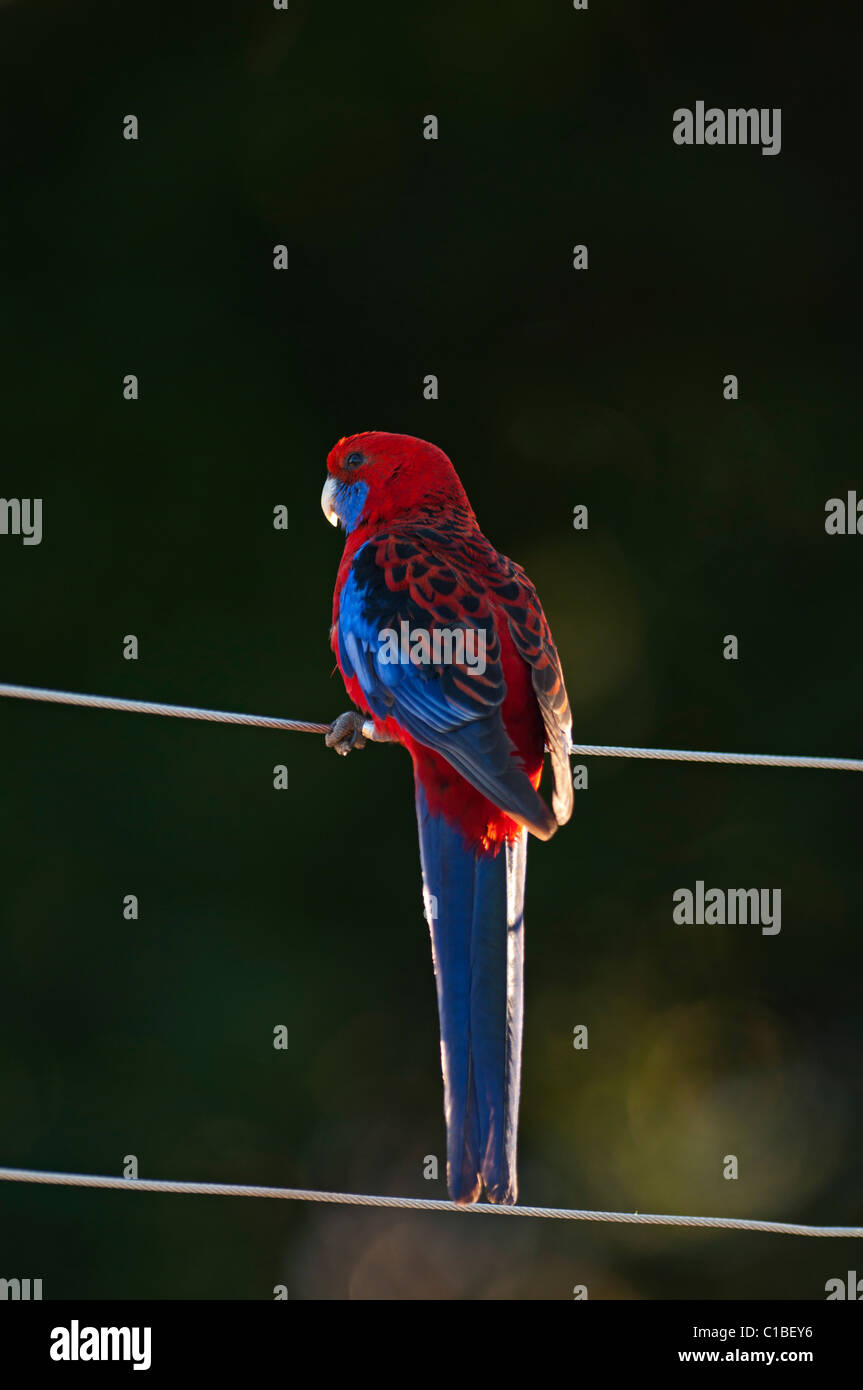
[325,710,368,756]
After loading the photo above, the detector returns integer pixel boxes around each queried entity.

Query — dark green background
[1,0,860,1299]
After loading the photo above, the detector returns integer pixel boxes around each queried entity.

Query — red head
[321,431,475,535]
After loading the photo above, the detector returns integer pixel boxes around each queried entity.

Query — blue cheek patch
[336,479,369,533]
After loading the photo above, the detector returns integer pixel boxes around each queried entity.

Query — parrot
[321,431,572,1204]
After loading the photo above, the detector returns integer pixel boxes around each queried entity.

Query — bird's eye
[344,451,365,470]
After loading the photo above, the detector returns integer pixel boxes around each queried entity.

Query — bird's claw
[325,710,367,756]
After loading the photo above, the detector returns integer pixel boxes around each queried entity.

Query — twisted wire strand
[1,683,859,770]
[0,682,329,735]
[567,743,862,771]
[0,1167,860,1235]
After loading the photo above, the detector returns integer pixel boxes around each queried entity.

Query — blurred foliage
[0,0,860,1298]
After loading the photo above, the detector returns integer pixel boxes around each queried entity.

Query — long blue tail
[415,783,527,1204]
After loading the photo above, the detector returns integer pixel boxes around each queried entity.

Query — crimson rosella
[321,432,572,1204]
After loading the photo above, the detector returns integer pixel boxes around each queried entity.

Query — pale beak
[321,475,339,527]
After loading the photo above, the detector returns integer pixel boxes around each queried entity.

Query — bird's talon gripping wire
[325,710,367,756]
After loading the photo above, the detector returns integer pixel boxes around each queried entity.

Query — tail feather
[415,782,527,1205]
[471,835,526,1202]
